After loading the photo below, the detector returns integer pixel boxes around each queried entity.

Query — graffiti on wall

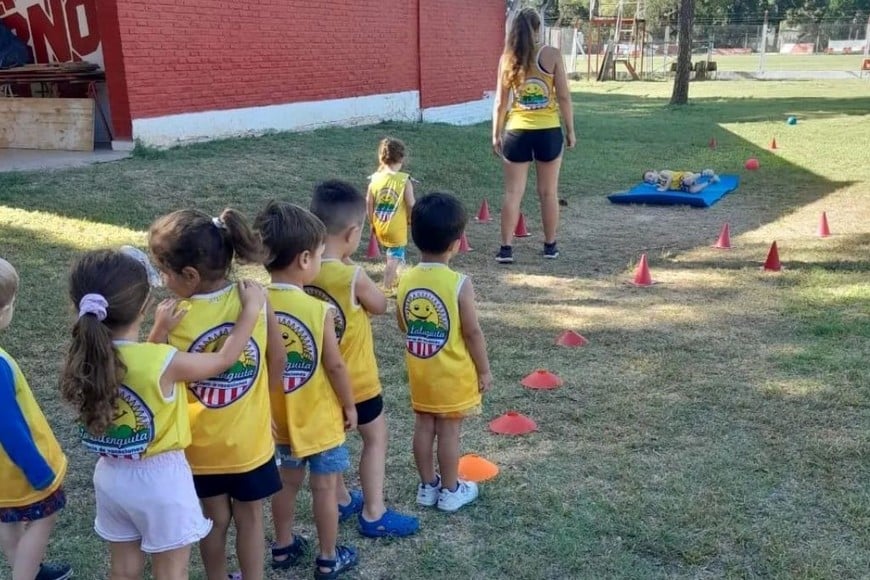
[0,0,102,66]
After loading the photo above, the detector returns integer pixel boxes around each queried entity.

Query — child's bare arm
[365,186,375,224]
[404,179,416,223]
[354,269,387,315]
[457,278,492,393]
[321,310,358,430]
[265,302,286,393]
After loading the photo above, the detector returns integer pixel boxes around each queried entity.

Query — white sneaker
[437,480,479,513]
[416,475,441,507]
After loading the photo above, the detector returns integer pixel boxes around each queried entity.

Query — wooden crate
[0,98,94,151]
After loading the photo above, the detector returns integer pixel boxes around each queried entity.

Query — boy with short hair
[254,202,359,579]
[396,193,493,513]
[308,180,419,538]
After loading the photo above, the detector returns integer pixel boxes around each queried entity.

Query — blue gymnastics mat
[608,174,740,208]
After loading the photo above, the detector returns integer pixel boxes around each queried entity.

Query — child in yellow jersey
[59,248,266,579]
[366,137,416,293]
[309,180,419,538]
[149,209,281,580]
[0,258,70,580]
[397,193,493,513]
[642,169,720,194]
[254,201,359,579]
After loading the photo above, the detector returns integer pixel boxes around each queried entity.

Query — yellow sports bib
[168,284,274,475]
[306,260,381,404]
[269,284,345,458]
[369,170,409,248]
[0,347,67,508]
[397,264,480,414]
[505,46,561,131]
[80,342,190,459]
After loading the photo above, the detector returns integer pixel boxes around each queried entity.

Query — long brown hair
[149,208,264,282]
[502,7,541,91]
[60,250,150,435]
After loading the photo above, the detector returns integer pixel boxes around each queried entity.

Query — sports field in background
[712,53,867,71]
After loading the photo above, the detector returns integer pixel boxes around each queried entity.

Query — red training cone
[475,199,492,222]
[555,330,588,347]
[818,212,831,238]
[713,223,732,249]
[630,254,656,286]
[458,231,472,253]
[521,369,563,390]
[709,137,717,149]
[366,233,380,259]
[762,241,781,272]
[489,411,538,436]
[514,213,531,237]
[770,137,778,150]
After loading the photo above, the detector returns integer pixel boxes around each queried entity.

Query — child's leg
[358,412,388,520]
[335,475,352,507]
[232,499,265,580]
[272,467,305,558]
[413,413,437,484]
[0,522,25,570]
[198,495,232,580]
[383,256,399,290]
[434,417,464,490]
[309,473,340,562]
[1,515,57,580]
[151,545,192,580]
[108,540,146,580]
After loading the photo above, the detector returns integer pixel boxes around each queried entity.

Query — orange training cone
[818,212,831,238]
[366,233,380,259]
[709,137,717,149]
[457,454,499,483]
[555,330,588,347]
[521,369,563,390]
[459,231,472,253]
[514,213,531,237]
[713,223,732,249]
[770,137,778,150]
[762,241,781,272]
[630,254,656,286]
[489,411,537,436]
[475,199,492,222]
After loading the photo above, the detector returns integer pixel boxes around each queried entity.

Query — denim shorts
[276,444,349,475]
[384,246,406,262]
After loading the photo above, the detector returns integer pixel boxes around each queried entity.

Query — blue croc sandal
[358,508,420,538]
[271,535,308,569]
[314,545,358,580]
[338,489,363,522]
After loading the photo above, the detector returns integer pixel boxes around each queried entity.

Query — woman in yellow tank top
[59,249,267,580]
[492,7,576,264]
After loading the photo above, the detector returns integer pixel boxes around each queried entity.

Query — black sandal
[271,535,308,569]
[314,545,358,579]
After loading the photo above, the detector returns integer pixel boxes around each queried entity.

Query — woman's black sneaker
[495,245,514,264]
[543,242,559,259]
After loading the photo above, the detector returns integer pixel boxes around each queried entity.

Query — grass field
[712,53,867,71]
[1,80,869,579]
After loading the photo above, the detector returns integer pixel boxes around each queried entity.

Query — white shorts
[94,450,212,553]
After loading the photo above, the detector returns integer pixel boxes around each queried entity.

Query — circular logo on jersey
[188,323,260,408]
[402,289,450,359]
[517,78,551,110]
[374,187,400,223]
[304,285,346,343]
[81,386,154,459]
[277,312,318,394]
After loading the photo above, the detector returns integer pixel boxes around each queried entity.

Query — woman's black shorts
[502,127,564,163]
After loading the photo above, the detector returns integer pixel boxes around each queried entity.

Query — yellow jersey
[369,170,410,248]
[0,347,67,508]
[269,284,346,458]
[80,342,190,459]
[397,263,480,414]
[168,284,274,475]
[505,46,561,131]
[661,171,687,191]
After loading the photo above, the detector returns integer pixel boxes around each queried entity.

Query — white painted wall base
[133,91,420,148]
[422,94,494,125]
[132,91,496,148]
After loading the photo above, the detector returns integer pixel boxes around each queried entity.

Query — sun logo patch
[276,312,318,393]
[188,324,260,408]
[81,386,154,458]
[517,78,550,110]
[304,286,346,343]
[402,289,450,359]
[373,187,400,223]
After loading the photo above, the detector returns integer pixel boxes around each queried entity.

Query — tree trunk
[670,0,695,105]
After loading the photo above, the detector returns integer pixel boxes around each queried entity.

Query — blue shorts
[384,246,406,262]
[276,444,349,475]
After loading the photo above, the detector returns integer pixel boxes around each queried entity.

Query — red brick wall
[419,0,504,109]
